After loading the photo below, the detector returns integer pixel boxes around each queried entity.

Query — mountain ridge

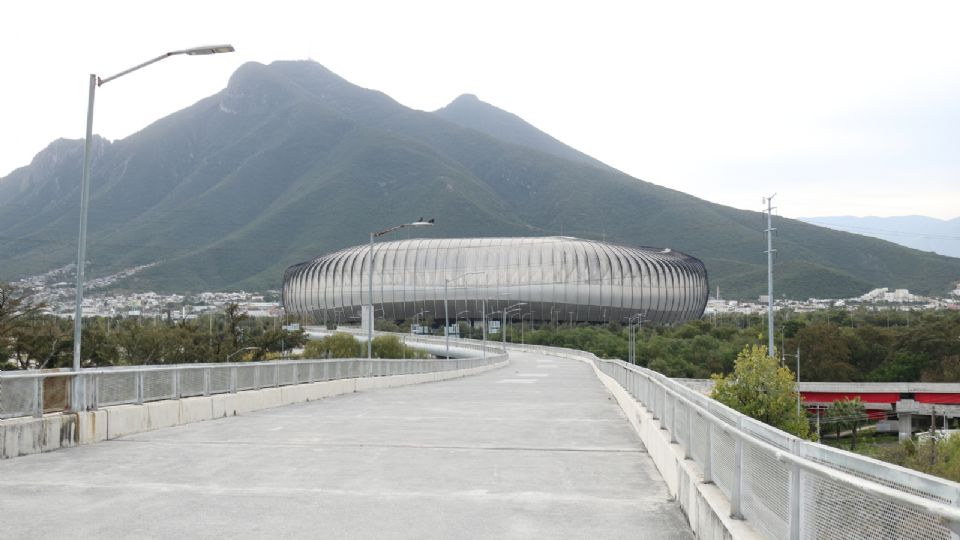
[1,60,958,299]
[800,215,960,258]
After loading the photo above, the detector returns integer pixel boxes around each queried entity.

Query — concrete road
[0,352,693,539]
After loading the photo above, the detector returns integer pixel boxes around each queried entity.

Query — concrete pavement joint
[106,439,646,453]
[0,479,676,506]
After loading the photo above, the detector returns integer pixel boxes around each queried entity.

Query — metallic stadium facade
[282,237,708,325]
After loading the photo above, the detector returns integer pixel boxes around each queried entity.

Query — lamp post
[412,309,430,334]
[368,219,434,359]
[501,302,526,347]
[71,44,234,407]
[626,313,644,364]
[456,310,471,339]
[444,271,483,359]
[520,312,533,345]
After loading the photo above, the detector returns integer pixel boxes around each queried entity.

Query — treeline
[511,309,960,382]
[303,333,428,359]
[1,285,306,369]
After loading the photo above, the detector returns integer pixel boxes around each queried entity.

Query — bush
[711,345,810,438]
[303,333,362,358]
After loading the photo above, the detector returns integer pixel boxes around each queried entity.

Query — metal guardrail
[0,335,506,420]
[507,342,960,540]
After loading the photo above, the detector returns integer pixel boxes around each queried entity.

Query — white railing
[0,336,506,420]
[508,342,960,540]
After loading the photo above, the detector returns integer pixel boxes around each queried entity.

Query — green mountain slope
[0,60,957,299]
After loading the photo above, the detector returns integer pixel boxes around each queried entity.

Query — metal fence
[509,343,960,540]
[0,336,505,420]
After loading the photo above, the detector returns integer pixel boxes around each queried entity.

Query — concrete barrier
[77,410,107,445]
[1,359,508,459]
[0,413,80,458]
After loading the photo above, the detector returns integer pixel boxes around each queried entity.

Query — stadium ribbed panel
[282,237,708,324]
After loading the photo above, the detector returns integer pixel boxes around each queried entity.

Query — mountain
[1,60,959,299]
[799,215,960,258]
[433,94,609,169]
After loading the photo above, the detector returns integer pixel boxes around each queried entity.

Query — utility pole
[764,194,777,357]
[785,346,801,414]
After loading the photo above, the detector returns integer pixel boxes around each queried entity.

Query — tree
[303,333,362,359]
[224,303,249,353]
[11,315,71,369]
[793,323,856,381]
[371,335,403,358]
[0,284,46,366]
[711,345,810,438]
[825,397,867,450]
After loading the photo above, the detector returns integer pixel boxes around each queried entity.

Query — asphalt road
[0,351,693,539]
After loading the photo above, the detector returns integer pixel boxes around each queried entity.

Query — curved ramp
[0,351,692,538]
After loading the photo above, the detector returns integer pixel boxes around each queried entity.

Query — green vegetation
[0,284,47,365]
[710,345,809,438]
[302,333,427,359]
[836,434,960,483]
[1,285,307,369]
[304,333,362,359]
[2,61,959,298]
[824,397,868,450]
[507,308,960,383]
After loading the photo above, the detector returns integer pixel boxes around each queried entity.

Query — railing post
[174,369,181,399]
[230,367,237,394]
[731,416,744,519]
[34,378,43,418]
[790,461,801,540]
[702,411,713,484]
[203,368,211,396]
[651,384,659,420]
[88,372,96,411]
[70,372,86,413]
[137,371,144,404]
[684,402,693,460]
[669,393,678,441]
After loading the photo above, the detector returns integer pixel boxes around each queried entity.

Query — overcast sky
[2,0,958,219]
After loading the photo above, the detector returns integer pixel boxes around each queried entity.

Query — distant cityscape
[12,264,281,320]
[12,264,960,322]
[707,286,960,316]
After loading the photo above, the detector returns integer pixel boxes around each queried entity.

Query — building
[282,236,708,325]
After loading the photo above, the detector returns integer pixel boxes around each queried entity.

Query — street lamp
[455,310,470,338]
[481,299,487,361]
[501,302,526,347]
[520,312,533,345]
[368,219,434,359]
[626,313,645,364]
[72,44,234,403]
[412,310,430,332]
[444,271,483,358]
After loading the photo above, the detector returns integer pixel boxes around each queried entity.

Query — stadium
[282,237,708,326]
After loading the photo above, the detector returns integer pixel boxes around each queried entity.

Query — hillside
[1,60,958,299]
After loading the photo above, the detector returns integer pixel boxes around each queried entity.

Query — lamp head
[185,44,235,55]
